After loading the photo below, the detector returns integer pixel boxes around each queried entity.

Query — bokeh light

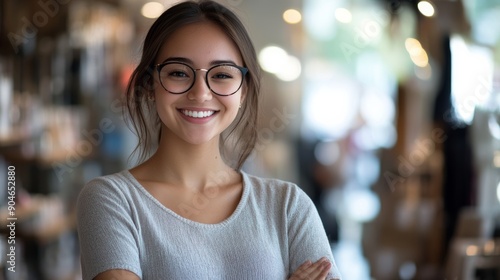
[258,46,302,81]
[275,55,301,81]
[141,2,165,19]
[497,180,500,203]
[405,38,429,67]
[335,8,352,23]
[418,1,436,17]
[258,46,288,74]
[344,188,381,222]
[283,9,302,24]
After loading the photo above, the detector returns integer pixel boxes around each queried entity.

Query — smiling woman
[76,1,341,279]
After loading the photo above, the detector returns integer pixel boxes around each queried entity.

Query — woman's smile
[177,108,220,124]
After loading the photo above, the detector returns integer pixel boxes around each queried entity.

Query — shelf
[0,128,36,147]
[0,196,76,242]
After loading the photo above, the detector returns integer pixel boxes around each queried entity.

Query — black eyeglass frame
[154,62,249,96]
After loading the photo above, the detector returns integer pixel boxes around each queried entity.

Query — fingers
[289,257,332,280]
[296,260,313,271]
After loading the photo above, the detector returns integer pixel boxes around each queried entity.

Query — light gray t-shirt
[77,170,342,279]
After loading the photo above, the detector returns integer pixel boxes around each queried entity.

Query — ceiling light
[283,9,302,24]
[418,1,435,17]
[142,2,164,19]
[404,38,429,67]
[411,49,429,67]
[405,38,422,53]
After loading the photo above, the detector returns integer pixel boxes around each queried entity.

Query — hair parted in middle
[124,0,261,169]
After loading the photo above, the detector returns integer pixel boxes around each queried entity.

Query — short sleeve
[77,177,142,280]
[287,186,342,280]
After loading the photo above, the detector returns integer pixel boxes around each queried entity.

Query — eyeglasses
[155,62,248,96]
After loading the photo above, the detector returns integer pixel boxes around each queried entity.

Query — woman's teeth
[181,110,215,118]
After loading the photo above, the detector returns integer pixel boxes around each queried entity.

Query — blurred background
[0,0,499,279]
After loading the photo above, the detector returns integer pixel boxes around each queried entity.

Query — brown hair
[125,0,261,169]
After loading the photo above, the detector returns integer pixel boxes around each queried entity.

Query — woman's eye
[212,73,233,79]
[169,71,189,78]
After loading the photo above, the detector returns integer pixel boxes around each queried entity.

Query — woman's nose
[186,70,212,101]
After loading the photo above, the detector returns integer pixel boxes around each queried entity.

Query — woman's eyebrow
[159,57,239,66]
[209,59,238,66]
[161,57,193,64]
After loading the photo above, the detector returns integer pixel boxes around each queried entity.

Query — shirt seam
[88,263,142,280]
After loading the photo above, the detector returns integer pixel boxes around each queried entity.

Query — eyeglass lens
[158,63,244,96]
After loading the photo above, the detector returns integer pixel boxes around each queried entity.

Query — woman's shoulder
[82,170,127,190]
[242,171,296,188]
[241,171,310,203]
[78,170,136,202]
[240,171,317,222]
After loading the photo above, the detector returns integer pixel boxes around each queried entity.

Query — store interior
[1,0,500,279]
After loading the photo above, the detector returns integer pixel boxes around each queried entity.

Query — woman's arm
[77,177,142,280]
[94,269,140,280]
[286,185,342,280]
[289,258,332,280]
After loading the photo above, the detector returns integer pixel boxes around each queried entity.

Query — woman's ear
[239,84,247,107]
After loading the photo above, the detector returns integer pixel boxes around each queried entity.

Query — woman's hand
[288,257,332,280]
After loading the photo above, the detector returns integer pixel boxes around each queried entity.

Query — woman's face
[154,21,245,146]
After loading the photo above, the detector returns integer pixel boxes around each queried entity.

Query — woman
[77,1,341,279]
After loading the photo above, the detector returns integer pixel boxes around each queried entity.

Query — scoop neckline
[121,169,250,228]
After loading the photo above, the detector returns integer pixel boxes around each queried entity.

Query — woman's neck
[133,130,236,191]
